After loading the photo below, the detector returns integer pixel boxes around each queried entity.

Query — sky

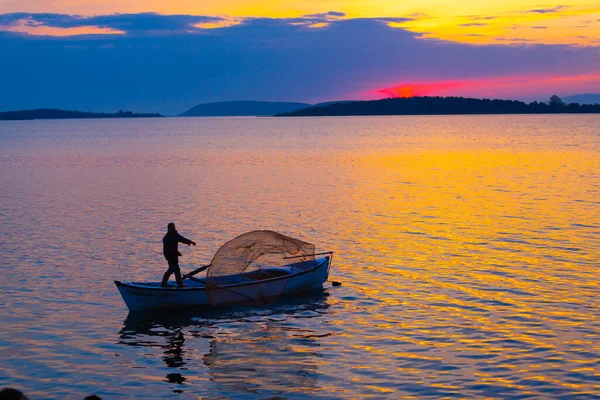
[0,0,599,114]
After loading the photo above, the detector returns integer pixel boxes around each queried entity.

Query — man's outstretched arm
[177,234,196,246]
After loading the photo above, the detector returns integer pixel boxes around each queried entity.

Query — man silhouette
[161,223,196,287]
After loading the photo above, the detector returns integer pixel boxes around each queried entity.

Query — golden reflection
[329,130,599,395]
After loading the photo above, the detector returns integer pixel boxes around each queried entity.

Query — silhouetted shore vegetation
[0,109,163,121]
[277,95,600,117]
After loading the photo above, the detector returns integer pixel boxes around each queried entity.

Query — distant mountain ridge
[562,94,600,105]
[277,96,600,117]
[0,108,162,121]
[312,100,356,108]
[179,101,311,117]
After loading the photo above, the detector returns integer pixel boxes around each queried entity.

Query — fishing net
[206,230,316,306]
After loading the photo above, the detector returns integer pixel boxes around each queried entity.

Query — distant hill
[312,100,356,107]
[0,108,162,121]
[563,94,600,105]
[179,101,311,117]
[277,96,600,117]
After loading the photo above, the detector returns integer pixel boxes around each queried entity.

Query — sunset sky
[1,0,599,113]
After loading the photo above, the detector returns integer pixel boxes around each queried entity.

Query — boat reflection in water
[118,291,332,397]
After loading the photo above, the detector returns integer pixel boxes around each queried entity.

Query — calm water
[1,115,599,399]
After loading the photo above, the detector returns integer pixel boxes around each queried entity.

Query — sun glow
[372,73,600,100]
[378,82,466,98]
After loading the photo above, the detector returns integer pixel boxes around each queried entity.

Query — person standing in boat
[161,222,196,287]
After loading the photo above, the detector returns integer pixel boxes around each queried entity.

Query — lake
[1,115,599,399]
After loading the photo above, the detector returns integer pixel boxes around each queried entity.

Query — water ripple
[1,115,600,398]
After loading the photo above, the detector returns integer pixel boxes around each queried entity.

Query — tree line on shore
[0,109,162,121]
[1,95,599,120]
[278,95,600,117]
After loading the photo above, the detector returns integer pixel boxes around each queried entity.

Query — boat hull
[115,256,331,311]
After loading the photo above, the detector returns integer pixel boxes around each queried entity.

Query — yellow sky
[1,0,599,45]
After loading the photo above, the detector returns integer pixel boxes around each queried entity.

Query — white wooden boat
[115,255,332,311]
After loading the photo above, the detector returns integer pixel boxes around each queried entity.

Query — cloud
[0,13,598,114]
[0,12,415,35]
[469,16,498,21]
[531,26,548,29]
[376,17,413,23]
[527,6,566,14]
[0,12,227,35]
[285,11,349,28]
[304,11,346,19]
[460,23,488,27]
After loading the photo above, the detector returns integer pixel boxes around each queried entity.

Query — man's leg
[172,259,184,287]
[174,270,184,287]
[161,259,175,286]
[161,269,172,286]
